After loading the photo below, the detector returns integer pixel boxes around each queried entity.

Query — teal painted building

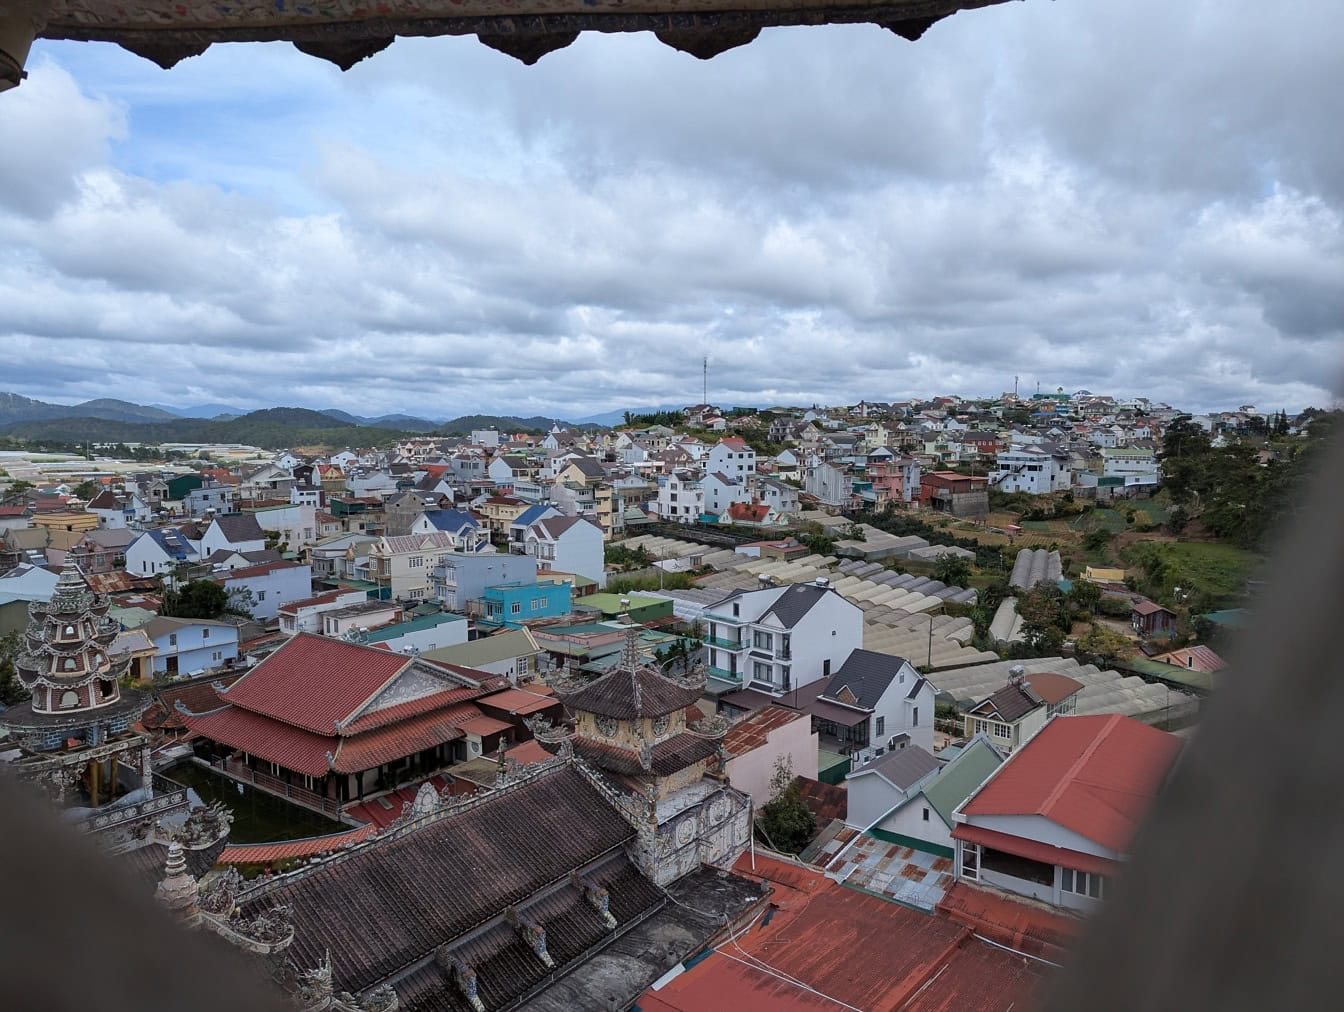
[476,580,572,628]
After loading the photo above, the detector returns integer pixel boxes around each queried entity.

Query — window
[875,716,885,737]
[922,807,930,822]
[303,774,316,790]
[1061,868,1106,900]
[995,722,1011,740]
[732,603,740,617]
[961,842,980,880]
[511,601,522,615]
[169,633,177,646]
[408,556,424,568]
[60,690,80,709]
[753,630,773,650]
[753,661,770,682]
[912,706,919,727]
[269,762,281,776]
[257,590,266,602]
[202,627,209,639]
[823,659,831,677]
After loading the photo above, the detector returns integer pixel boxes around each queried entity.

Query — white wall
[724,715,818,809]
[877,793,953,853]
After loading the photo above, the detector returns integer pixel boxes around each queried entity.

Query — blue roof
[146,527,192,559]
[421,509,478,533]
[512,504,555,528]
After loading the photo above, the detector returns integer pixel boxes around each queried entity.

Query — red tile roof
[339,686,484,734]
[1132,599,1175,616]
[1025,671,1083,705]
[184,706,335,777]
[726,501,770,523]
[220,633,409,734]
[476,687,561,716]
[506,739,552,765]
[331,704,479,772]
[219,825,377,866]
[959,714,1181,854]
[723,705,807,755]
[456,714,514,738]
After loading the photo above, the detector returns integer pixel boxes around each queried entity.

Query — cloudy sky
[2,0,1341,420]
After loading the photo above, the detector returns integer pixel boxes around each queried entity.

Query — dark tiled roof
[211,513,264,544]
[559,665,705,720]
[762,582,833,628]
[972,682,1043,723]
[849,745,941,791]
[820,649,910,711]
[240,765,638,995]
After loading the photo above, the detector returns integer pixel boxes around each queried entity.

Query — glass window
[912,706,919,727]
[753,630,773,649]
[511,601,522,615]
[961,843,980,880]
[875,716,885,737]
[922,808,930,822]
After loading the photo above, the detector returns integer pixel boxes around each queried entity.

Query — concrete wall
[724,715,818,809]
[151,624,239,677]
[223,564,312,621]
[877,793,954,855]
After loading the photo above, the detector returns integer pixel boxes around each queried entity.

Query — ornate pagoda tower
[535,611,751,885]
[1,559,154,812]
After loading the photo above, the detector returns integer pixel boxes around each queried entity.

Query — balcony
[707,666,741,683]
[705,635,744,650]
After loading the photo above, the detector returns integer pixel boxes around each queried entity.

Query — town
[0,389,1332,1011]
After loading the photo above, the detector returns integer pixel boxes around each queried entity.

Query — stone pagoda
[0,559,184,833]
[534,612,751,885]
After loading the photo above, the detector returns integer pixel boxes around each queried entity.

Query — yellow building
[31,510,99,534]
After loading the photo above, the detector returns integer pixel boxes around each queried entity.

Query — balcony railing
[705,636,744,650]
[707,666,741,683]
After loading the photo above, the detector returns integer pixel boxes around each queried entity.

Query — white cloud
[2,1,1342,419]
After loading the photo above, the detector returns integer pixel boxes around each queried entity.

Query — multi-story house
[702,580,862,699]
[991,443,1073,494]
[199,514,267,558]
[706,437,756,482]
[278,588,368,635]
[409,509,489,551]
[656,470,704,523]
[703,470,752,516]
[522,515,605,587]
[431,550,538,611]
[366,532,463,602]
[1101,447,1160,483]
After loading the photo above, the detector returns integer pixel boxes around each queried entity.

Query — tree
[756,755,815,854]
[1076,623,1134,667]
[72,479,100,500]
[932,553,972,588]
[1082,528,1111,554]
[1068,579,1102,614]
[1016,584,1070,653]
[160,579,230,620]
[0,631,27,706]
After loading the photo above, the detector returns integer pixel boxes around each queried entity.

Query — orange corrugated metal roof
[477,687,558,716]
[219,825,376,865]
[645,852,1041,1012]
[960,714,1181,854]
[723,705,807,756]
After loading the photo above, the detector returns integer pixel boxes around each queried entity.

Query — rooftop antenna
[1014,375,1019,398]
[703,356,708,407]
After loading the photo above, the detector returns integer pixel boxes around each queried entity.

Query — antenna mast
[703,356,708,407]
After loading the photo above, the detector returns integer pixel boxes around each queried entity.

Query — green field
[1121,540,1262,608]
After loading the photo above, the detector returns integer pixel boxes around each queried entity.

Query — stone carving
[199,866,244,917]
[294,951,335,1010]
[505,908,553,968]
[409,781,439,819]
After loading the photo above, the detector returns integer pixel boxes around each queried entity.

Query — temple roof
[559,663,706,721]
[569,731,721,777]
[238,763,639,995]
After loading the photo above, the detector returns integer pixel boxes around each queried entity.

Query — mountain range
[0,393,603,449]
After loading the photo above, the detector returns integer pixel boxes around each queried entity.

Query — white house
[702,580,862,699]
[703,470,752,516]
[706,437,756,482]
[656,471,703,523]
[952,715,1181,914]
[804,461,851,507]
[845,736,1004,860]
[142,616,240,677]
[722,705,819,808]
[362,612,469,654]
[214,560,313,622]
[1101,447,1160,482]
[991,443,1072,495]
[523,515,605,588]
[278,589,368,635]
[810,649,936,758]
[251,503,319,550]
[125,527,199,577]
[755,477,799,518]
[198,514,267,558]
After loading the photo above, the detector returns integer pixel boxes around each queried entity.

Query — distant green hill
[0,407,416,450]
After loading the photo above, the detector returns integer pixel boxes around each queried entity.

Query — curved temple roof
[3,0,1015,92]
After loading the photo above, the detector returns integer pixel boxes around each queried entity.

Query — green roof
[363,611,466,641]
[1201,608,1250,629]
[922,737,1004,827]
[1118,657,1217,693]
[421,629,539,667]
